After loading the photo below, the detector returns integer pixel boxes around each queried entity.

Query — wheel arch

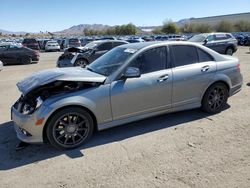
[202,80,230,102]
[42,105,97,143]
[225,45,236,53]
[73,57,89,66]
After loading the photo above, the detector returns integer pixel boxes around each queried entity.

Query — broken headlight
[22,96,43,115]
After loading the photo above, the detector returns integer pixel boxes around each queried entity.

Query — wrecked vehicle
[12,41,242,149]
[56,40,128,67]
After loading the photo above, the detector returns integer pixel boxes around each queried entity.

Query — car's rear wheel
[74,59,88,67]
[225,47,233,56]
[202,83,229,114]
[46,107,94,150]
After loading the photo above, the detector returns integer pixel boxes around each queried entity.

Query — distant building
[181,12,250,26]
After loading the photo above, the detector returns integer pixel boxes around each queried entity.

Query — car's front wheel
[202,83,229,114]
[46,107,94,150]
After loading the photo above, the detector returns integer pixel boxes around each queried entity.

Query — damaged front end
[57,47,92,68]
[13,80,101,115]
[11,67,106,143]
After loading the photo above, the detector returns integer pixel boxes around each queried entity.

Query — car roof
[119,41,207,50]
[93,40,128,43]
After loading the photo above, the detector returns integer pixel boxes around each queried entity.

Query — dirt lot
[0,48,250,188]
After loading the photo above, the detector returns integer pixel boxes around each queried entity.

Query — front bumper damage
[11,99,51,144]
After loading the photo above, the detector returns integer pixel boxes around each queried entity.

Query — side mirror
[204,39,208,44]
[124,67,141,78]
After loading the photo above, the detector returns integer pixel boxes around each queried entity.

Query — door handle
[158,74,169,83]
[201,65,210,72]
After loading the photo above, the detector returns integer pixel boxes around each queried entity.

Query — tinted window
[23,38,37,43]
[97,42,113,51]
[0,45,8,49]
[113,42,126,47]
[206,35,215,42]
[197,48,214,62]
[130,47,167,74]
[226,34,232,39]
[215,34,228,40]
[171,45,199,67]
[69,39,80,44]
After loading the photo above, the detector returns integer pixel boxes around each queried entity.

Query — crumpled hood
[17,67,106,95]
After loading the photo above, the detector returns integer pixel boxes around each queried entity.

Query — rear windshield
[69,39,80,44]
[23,38,37,43]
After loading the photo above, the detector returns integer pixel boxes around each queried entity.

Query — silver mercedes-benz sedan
[11,41,243,149]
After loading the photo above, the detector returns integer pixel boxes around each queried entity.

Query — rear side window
[215,34,228,40]
[97,42,113,51]
[197,48,214,62]
[130,47,167,74]
[171,45,199,67]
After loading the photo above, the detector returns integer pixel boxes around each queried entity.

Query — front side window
[171,45,199,67]
[130,47,167,74]
[206,35,215,42]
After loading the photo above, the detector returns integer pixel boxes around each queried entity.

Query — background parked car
[189,33,238,55]
[22,38,40,51]
[0,60,3,71]
[63,38,81,49]
[57,40,128,67]
[45,40,60,52]
[0,44,39,65]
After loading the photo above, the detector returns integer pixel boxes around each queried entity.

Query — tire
[74,58,88,67]
[22,57,32,64]
[225,47,233,56]
[46,107,94,150]
[202,83,229,114]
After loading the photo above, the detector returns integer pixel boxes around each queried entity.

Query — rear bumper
[229,83,242,96]
[32,56,39,61]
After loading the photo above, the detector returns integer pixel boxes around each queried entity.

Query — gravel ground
[0,48,249,188]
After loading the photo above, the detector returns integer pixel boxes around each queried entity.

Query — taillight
[237,63,240,71]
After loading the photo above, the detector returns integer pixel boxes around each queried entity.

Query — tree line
[153,20,250,34]
[83,23,138,36]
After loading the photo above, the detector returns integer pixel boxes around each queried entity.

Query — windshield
[84,41,99,49]
[88,47,135,76]
[189,34,207,42]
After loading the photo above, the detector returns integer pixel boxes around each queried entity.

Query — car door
[2,45,18,64]
[204,34,218,51]
[110,46,173,120]
[170,45,216,108]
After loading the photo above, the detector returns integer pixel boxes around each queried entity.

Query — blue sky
[0,0,250,32]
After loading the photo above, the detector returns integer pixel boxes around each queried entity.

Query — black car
[0,44,39,65]
[22,38,40,51]
[189,33,238,55]
[236,34,250,46]
[57,40,128,67]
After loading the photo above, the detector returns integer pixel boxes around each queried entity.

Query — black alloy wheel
[47,107,94,149]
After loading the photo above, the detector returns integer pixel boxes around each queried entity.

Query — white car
[0,60,3,71]
[45,41,60,52]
